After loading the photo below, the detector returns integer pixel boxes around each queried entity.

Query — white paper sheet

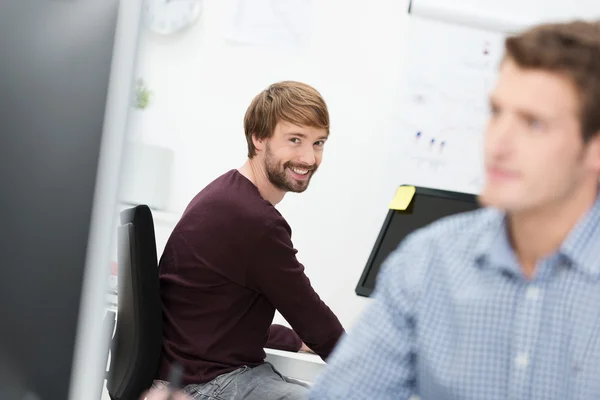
[227,0,313,49]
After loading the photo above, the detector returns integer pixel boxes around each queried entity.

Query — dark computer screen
[356,187,479,297]
[0,1,120,399]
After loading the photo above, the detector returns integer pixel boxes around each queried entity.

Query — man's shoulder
[379,207,503,298]
[181,169,287,233]
[389,207,502,270]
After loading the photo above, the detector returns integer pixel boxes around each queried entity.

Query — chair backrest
[107,205,163,400]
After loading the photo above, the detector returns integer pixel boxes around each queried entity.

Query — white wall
[127,0,412,328]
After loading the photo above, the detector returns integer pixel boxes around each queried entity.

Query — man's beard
[264,143,317,193]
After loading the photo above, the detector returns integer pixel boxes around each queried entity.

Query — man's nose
[297,148,316,166]
[486,114,516,157]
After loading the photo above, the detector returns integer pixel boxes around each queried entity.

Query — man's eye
[490,105,500,117]
[314,140,325,147]
[290,138,300,144]
[527,118,543,130]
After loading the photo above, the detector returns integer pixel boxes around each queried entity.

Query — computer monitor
[355,186,480,297]
[0,1,143,399]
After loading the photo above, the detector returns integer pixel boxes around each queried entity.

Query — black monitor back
[356,187,480,297]
[0,1,125,399]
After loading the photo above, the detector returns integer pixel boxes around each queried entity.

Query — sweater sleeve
[246,220,345,361]
[265,324,303,352]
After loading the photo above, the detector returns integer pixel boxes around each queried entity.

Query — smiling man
[154,81,344,400]
[309,20,600,400]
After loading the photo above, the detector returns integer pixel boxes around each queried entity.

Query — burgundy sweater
[156,170,344,385]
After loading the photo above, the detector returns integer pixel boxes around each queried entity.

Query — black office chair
[106,205,163,400]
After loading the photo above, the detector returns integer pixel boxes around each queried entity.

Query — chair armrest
[103,310,117,378]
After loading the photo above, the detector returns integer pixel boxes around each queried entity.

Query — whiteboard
[411,0,600,32]
[395,15,505,194]
[396,2,600,195]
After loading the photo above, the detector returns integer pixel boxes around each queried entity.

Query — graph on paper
[395,15,505,194]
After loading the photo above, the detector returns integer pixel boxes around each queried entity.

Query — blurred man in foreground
[309,20,600,400]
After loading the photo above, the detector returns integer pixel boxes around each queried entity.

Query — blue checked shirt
[309,195,600,400]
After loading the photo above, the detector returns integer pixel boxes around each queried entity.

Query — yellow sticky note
[389,185,416,210]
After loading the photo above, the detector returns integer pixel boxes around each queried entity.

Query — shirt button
[526,286,540,301]
[515,353,529,368]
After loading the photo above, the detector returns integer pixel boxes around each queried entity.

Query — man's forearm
[265,324,303,352]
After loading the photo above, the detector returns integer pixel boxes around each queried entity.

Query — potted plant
[134,78,152,109]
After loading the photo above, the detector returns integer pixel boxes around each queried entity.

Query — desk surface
[264,348,325,365]
[264,348,326,383]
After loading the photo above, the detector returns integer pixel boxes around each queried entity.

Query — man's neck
[508,184,598,278]
[238,159,285,205]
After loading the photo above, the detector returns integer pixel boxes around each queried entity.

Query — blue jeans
[152,362,309,400]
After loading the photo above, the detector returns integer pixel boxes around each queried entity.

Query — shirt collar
[559,193,600,279]
[473,210,520,276]
[474,192,600,281]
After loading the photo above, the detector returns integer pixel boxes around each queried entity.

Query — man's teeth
[290,167,309,175]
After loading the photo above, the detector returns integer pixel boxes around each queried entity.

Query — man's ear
[586,131,600,173]
[252,134,265,153]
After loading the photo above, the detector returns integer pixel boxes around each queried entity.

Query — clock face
[143,0,203,35]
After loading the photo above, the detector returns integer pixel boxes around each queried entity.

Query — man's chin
[478,188,522,212]
[479,186,503,205]
[287,182,309,193]
[284,170,312,191]
[270,178,309,193]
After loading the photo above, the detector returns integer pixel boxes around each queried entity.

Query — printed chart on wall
[395,15,505,194]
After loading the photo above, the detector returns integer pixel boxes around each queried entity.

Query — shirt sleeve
[265,324,303,352]
[307,233,429,400]
[246,219,345,361]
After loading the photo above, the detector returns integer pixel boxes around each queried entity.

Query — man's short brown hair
[504,20,600,141]
[243,81,330,158]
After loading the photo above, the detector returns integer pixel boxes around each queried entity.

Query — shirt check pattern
[309,196,600,400]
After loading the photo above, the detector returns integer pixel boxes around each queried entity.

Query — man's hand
[299,342,315,353]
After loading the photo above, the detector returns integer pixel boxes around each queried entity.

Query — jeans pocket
[184,383,219,400]
[265,362,311,389]
[264,362,285,380]
[184,366,250,399]
[212,366,250,396]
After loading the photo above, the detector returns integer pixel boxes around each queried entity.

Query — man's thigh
[185,363,308,400]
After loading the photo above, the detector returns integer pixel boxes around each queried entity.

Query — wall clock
[143,0,203,35]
